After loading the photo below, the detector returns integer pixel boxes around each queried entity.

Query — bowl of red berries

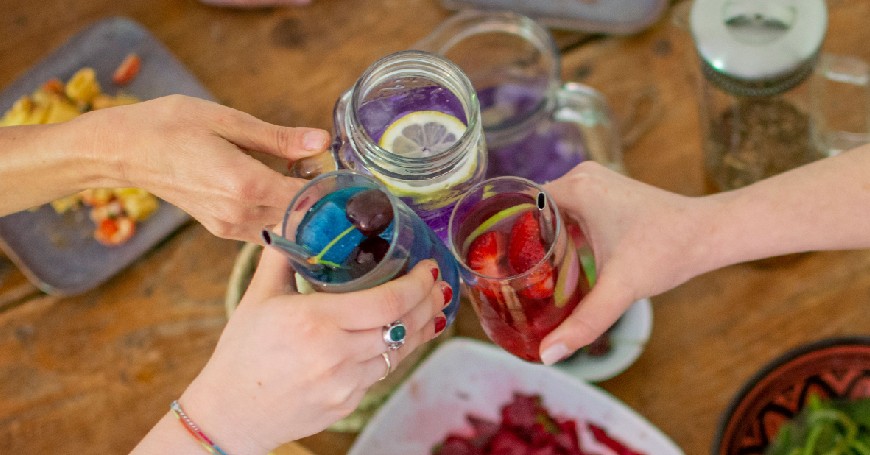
[348,337,683,455]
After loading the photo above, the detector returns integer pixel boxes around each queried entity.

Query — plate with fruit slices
[553,297,653,383]
[349,337,682,455]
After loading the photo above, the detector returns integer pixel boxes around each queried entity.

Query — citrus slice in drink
[461,203,535,253]
[375,110,478,198]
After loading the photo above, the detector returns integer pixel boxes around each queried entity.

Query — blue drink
[282,171,461,327]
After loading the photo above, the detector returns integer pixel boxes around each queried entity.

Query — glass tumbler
[281,170,462,327]
[448,176,592,362]
[416,10,623,183]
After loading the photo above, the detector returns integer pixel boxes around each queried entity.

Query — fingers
[198,98,329,160]
[538,274,635,365]
[314,260,441,330]
[340,280,448,361]
[240,246,296,305]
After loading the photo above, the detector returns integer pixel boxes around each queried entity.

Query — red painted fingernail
[434,314,447,336]
[430,266,440,281]
[441,283,453,308]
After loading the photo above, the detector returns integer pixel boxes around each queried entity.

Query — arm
[538,147,870,364]
[0,95,330,242]
[131,249,450,454]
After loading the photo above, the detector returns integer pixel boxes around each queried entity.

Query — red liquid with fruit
[456,192,590,362]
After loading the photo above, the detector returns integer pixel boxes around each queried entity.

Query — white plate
[553,298,653,382]
[349,337,683,455]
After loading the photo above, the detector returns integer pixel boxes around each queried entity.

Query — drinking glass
[448,176,592,362]
[331,50,488,242]
[281,170,461,326]
[415,10,623,183]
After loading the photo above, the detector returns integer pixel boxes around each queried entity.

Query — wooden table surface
[1,1,868,454]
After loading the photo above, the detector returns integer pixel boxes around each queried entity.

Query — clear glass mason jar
[690,0,828,192]
[331,50,488,242]
[415,10,624,183]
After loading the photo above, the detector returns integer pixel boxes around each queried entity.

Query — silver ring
[378,352,391,381]
[382,320,406,351]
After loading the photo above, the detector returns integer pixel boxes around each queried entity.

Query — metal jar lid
[690,0,827,97]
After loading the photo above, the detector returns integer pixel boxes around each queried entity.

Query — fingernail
[540,343,569,366]
[441,282,453,309]
[430,266,440,281]
[434,314,447,336]
[303,130,328,151]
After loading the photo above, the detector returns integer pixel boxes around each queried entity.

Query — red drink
[450,184,591,362]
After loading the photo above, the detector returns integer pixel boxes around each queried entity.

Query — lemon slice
[375,110,478,199]
[380,110,467,157]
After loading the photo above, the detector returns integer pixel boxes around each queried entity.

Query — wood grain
[0,1,868,454]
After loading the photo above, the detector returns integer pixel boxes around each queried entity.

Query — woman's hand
[539,161,707,364]
[177,248,450,453]
[82,95,330,243]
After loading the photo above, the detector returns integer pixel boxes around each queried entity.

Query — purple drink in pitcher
[416,11,623,185]
[332,51,487,243]
[478,83,587,183]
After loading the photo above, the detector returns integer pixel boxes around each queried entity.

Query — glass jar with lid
[690,0,828,192]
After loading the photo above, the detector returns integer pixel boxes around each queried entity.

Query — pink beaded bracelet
[170,400,231,455]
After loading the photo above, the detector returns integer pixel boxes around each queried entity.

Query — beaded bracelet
[170,400,231,455]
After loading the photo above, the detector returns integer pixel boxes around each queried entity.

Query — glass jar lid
[690,0,827,97]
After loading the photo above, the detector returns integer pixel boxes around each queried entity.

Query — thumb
[538,273,635,365]
[239,245,296,305]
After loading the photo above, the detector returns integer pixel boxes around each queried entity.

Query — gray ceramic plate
[0,17,214,296]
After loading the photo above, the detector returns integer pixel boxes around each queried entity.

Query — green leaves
[766,395,870,455]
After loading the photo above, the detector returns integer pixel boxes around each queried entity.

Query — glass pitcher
[415,10,624,183]
[329,50,488,242]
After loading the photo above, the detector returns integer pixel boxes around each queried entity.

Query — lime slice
[461,203,534,253]
[374,110,478,198]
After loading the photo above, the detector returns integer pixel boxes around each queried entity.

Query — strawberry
[466,231,506,277]
[508,212,554,299]
[508,211,547,273]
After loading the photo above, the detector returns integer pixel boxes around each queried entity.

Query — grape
[346,189,393,236]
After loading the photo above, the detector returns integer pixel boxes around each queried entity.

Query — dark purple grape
[346,189,393,236]
[346,236,390,278]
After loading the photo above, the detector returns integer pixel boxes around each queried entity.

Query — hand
[538,161,707,364]
[83,95,330,243]
[178,249,449,453]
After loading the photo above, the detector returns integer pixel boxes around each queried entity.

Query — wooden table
[1,1,868,454]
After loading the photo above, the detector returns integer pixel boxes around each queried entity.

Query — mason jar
[690,0,828,192]
[331,50,487,242]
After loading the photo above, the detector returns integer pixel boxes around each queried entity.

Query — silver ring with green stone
[382,320,406,351]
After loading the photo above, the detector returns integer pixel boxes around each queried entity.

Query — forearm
[0,114,124,217]
[694,146,870,272]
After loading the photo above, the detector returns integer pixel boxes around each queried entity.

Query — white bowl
[553,298,653,382]
[349,337,683,455]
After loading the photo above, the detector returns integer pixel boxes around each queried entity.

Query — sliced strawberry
[466,231,507,277]
[508,212,555,299]
[508,211,547,274]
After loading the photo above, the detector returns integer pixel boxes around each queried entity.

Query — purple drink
[479,84,587,184]
[357,85,468,143]
[332,51,488,243]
